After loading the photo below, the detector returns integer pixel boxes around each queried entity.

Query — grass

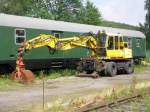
[0,50,149,91]
[142,94,150,112]
[0,63,148,91]
[29,79,150,112]
[0,75,24,91]
[0,69,76,91]
[134,65,150,73]
[145,50,150,62]
[134,50,150,73]
[108,92,150,112]
[112,87,150,112]
[35,69,76,80]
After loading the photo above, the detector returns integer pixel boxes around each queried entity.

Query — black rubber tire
[124,61,134,74]
[77,61,83,73]
[105,62,117,77]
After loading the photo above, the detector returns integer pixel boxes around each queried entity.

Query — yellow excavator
[11,31,134,83]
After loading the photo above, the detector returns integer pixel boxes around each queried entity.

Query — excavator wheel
[10,70,35,83]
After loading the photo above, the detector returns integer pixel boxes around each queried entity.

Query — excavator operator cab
[96,31,132,59]
[105,33,132,59]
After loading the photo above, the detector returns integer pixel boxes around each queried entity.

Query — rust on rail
[76,94,142,112]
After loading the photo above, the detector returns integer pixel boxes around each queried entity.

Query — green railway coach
[0,14,146,73]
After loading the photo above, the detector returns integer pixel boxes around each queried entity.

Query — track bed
[0,70,150,112]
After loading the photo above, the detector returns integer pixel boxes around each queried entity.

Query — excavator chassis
[76,59,104,78]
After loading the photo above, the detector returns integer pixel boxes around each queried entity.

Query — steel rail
[76,94,142,112]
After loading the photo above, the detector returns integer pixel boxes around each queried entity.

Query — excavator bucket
[10,70,35,83]
[10,44,35,83]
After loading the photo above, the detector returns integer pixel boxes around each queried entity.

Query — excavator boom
[23,34,59,50]
[11,34,98,83]
[24,34,97,52]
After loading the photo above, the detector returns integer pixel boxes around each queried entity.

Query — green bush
[35,69,76,80]
[0,76,24,91]
[146,50,150,62]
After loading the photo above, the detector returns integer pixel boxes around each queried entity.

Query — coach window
[136,38,141,47]
[128,37,132,48]
[15,29,26,45]
[54,33,60,38]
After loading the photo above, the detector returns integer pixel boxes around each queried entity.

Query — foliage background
[0,0,149,49]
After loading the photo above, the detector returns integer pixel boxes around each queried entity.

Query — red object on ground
[10,45,35,83]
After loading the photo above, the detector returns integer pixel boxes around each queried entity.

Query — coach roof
[0,13,145,38]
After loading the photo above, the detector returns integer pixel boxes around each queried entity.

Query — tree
[39,0,102,24]
[31,0,83,21]
[0,0,32,15]
[78,0,102,25]
[139,23,146,34]
[0,0,102,25]
[0,0,83,21]
[27,0,53,19]
[145,0,150,49]
[145,0,150,30]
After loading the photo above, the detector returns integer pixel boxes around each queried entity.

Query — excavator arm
[23,34,97,54]
[11,34,98,83]
[23,34,59,51]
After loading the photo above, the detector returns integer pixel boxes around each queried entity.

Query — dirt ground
[0,70,150,112]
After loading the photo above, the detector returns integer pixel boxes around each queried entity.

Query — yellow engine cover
[106,48,132,60]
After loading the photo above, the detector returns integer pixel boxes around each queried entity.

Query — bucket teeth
[10,70,35,83]
[10,45,35,83]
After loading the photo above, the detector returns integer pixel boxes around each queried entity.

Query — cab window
[108,36,114,50]
[97,33,106,47]
[128,38,132,48]
[123,37,132,49]
[15,29,26,45]
[115,36,119,49]
[119,37,124,49]
[54,33,60,38]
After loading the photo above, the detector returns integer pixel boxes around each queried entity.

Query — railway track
[76,94,142,112]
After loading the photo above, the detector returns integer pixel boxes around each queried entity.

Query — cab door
[106,35,124,59]
[123,37,132,59]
